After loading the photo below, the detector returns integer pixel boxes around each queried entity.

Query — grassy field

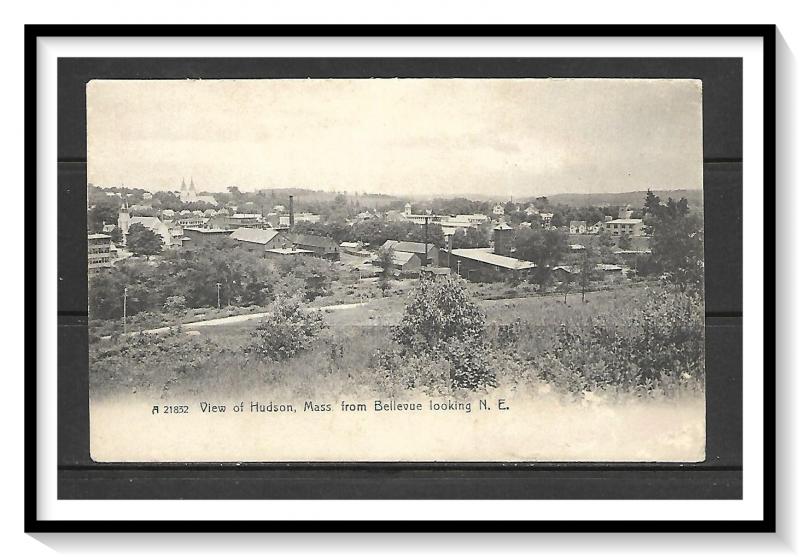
[90,283,672,400]
[89,281,705,462]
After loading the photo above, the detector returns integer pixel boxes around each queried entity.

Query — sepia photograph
[85,77,706,462]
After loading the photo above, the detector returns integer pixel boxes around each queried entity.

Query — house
[455,213,490,225]
[588,220,605,234]
[524,205,540,217]
[389,251,422,276]
[88,233,114,270]
[381,240,439,267]
[569,220,587,234]
[291,233,340,259]
[552,265,579,283]
[447,248,535,282]
[230,227,289,254]
[294,212,321,224]
[123,215,182,249]
[595,263,624,282]
[603,218,644,237]
[182,227,234,248]
[540,212,554,228]
[228,213,265,229]
[340,241,364,255]
[569,244,586,252]
[492,203,505,216]
[177,215,207,228]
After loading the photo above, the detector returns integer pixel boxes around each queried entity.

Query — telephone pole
[216,282,222,309]
[423,215,429,269]
[123,286,128,334]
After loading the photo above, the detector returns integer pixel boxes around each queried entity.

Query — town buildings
[603,218,644,237]
[182,227,235,248]
[390,251,422,276]
[381,240,439,267]
[569,220,587,234]
[230,228,290,254]
[492,222,514,256]
[118,202,183,249]
[448,248,535,282]
[178,177,218,206]
[87,233,114,270]
[291,233,340,259]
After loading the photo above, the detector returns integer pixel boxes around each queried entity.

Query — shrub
[386,274,494,390]
[540,288,704,395]
[163,295,187,315]
[90,329,224,396]
[246,296,327,362]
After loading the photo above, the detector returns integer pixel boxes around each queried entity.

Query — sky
[87,78,703,198]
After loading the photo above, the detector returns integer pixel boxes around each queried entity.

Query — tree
[618,232,632,250]
[108,226,123,244]
[578,245,597,302]
[559,272,574,304]
[163,295,187,315]
[126,223,163,258]
[87,199,119,233]
[376,247,395,296]
[392,275,493,389]
[644,191,703,291]
[452,227,489,249]
[246,296,327,361]
[513,227,569,291]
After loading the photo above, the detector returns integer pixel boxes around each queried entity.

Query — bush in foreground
[539,288,704,395]
[378,274,495,391]
[246,296,327,362]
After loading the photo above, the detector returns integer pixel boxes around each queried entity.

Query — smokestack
[289,195,294,228]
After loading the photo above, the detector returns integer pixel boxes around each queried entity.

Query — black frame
[27,24,776,532]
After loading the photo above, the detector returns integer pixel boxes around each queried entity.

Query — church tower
[188,177,198,202]
[118,195,131,246]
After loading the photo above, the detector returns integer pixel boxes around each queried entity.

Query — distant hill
[537,189,703,209]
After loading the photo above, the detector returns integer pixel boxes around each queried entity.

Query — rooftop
[606,219,643,225]
[292,233,339,249]
[391,251,419,266]
[265,248,314,255]
[183,227,233,234]
[450,248,536,270]
[87,233,111,240]
[382,240,437,255]
[230,227,283,245]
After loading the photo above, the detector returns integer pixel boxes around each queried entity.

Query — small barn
[291,233,340,260]
[381,240,439,267]
[390,251,422,276]
[229,227,289,254]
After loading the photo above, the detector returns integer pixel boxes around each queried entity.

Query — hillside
[539,189,703,209]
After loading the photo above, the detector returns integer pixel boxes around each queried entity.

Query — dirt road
[116,301,368,337]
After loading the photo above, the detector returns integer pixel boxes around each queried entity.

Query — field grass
[90,283,670,401]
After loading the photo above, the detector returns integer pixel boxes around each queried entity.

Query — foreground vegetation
[90,279,704,402]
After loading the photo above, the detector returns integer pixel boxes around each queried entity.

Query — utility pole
[457,260,461,277]
[216,282,222,309]
[423,215,429,269]
[123,286,128,335]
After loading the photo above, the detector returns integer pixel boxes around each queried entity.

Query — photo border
[26,24,776,533]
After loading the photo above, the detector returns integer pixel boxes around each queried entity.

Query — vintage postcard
[86,78,705,462]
